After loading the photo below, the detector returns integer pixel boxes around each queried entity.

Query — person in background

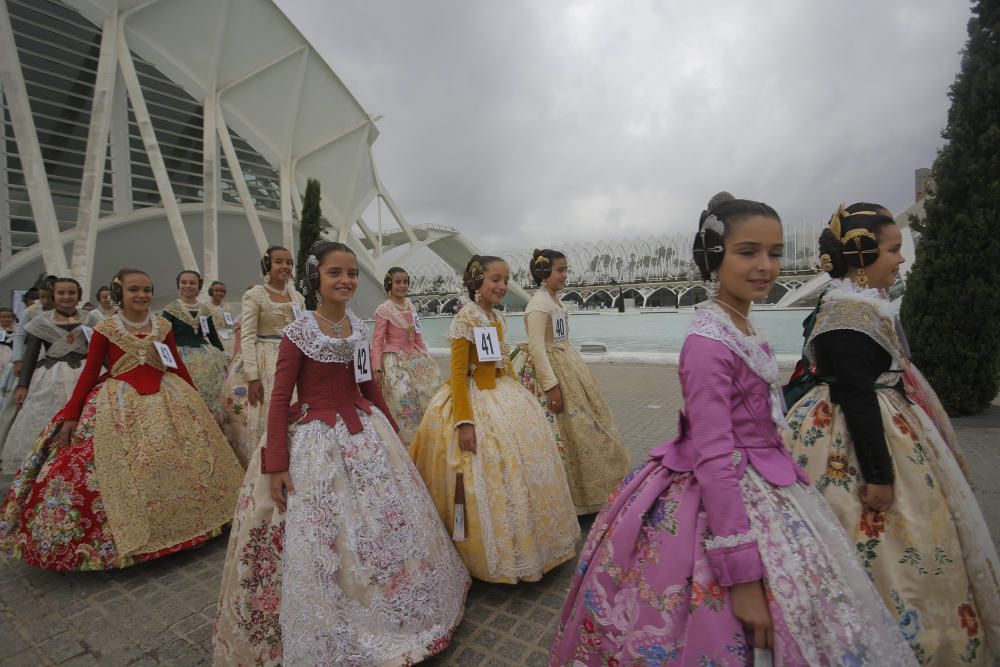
[207,281,237,358]
[0,307,15,385]
[94,286,116,320]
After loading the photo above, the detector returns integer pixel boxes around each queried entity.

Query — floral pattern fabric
[378,348,441,444]
[176,344,227,418]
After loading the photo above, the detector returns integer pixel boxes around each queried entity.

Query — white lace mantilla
[448,302,507,341]
[283,310,367,364]
[374,298,417,332]
[688,302,788,431]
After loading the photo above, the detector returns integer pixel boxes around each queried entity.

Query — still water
[398,308,812,357]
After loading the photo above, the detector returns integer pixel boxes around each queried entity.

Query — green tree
[295,178,327,309]
[901,0,1000,414]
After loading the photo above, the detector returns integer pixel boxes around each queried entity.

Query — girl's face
[53,282,80,312]
[98,290,112,308]
[38,288,54,310]
[269,250,294,283]
[545,258,569,291]
[717,215,783,306]
[860,223,905,290]
[211,285,227,304]
[0,312,14,330]
[479,261,510,307]
[390,273,410,299]
[122,274,154,312]
[318,251,358,304]
[177,272,201,299]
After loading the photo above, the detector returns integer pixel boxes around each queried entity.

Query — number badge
[551,312,568,343]
[472,326,501,362]
[354,342,373,383]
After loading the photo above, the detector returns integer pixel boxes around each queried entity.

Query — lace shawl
[805,279,904,367]
[283,310,367,364]
[688,302,787,431]
[448,302,507,341]
[23,310,100,357]
[374,298,416,332]
[96,315,171,375]
[162,300,214,335]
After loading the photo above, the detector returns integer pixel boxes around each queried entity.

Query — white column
[279,157,293,249]
[202,90,219,283]
[0,1,68,275]
[109,70,131,215]
[216,105,268,254]
[0,85,10,267]
[116,28,198,271]
[70,14,118,296]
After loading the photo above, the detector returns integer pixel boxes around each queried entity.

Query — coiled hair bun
[817,202,895,278]
[462,254,505,300]
[529,248,566,285]
[692,192,781,280]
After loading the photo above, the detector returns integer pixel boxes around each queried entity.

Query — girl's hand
[859,483,894,513]
[545,385,564,414]
[730,580,773,649]
[14,386,27,408]
[247,380,264,407]
[458,424,477,454]
[269,472,295,512]
[55,420,78,448]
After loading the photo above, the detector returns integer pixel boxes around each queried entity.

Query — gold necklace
[315,310,349,336]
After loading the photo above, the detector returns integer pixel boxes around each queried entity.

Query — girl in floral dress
[264,241,468,666]
[409,255,580,584]
[0,269,244,571]
[510,248,631,514]
[784,203,999,664]
[372,266,441,444]
[550,194,916,666]
[213,245,307,664]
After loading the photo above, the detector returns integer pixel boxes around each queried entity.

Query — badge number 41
[473,326,501,362]
[354,342,373,383]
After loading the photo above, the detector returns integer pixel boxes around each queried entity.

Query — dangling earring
[705,271,720,298]
[475,290,482,303]
[315,293,324,305]
[854,269,868,290]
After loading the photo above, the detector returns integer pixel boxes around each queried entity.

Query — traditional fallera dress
[550,302,917,666]
[409,302,580,583]
[218,285,304,466]
[161,299,227,416]
[212,287,308,666]
[0,315,244,571]
[511,289,631,514]
[372,298,442,444]
[0,328,14,407]
[784,279,1000,665]
[226,310,468,667]
[210,301,239,358]
[0,304,44,451]
[2,309,101,474]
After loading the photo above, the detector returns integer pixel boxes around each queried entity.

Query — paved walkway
[0,362,998,665]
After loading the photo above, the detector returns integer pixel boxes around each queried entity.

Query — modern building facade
[0,0,523,310]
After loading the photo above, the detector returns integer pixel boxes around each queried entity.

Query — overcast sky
[276,1,971,253]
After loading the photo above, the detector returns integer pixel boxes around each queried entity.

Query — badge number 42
[354,342,373,383]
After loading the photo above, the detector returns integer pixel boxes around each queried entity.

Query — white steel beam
[109,69,132,214]
[0,84,10,267]
[70,13,118,297]
[116,27,198,271]
[0,1,68,275]
[202,90,219,283]
[279,157,293,249]
[216,103,268,254]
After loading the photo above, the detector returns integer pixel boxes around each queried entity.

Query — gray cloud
[277,0,969,252]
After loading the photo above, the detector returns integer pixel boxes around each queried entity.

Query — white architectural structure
[0,0,523,310]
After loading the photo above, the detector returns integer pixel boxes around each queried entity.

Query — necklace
[315,310,349,336]
[264,281,289,296]
[712,298,756,335]
[390,298,410,311]
[118,312,151,330]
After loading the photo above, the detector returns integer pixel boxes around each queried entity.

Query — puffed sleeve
[261,336,303,473]
[240,290,261,381]
[525,309,558,391]
[59,331,110,422]
[682,334,763,587]
[450,336,474,427]
[372,313,388,372]
[814,329,894,485]
[360,376,399,433]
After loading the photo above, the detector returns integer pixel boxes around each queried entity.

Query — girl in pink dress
[549,193,915,666]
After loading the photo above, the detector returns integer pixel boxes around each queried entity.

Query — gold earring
[855,269,869,290]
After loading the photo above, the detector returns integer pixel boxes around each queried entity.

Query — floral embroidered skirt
[177,344,227,418]
[409,376,580,583]
[377,349,441,445]
[2,360,84,474]
[281,408,469,666]
[510,343,631,514]
[0,375,244,570]
[219,340,283,468]
[549,462,917,666]
[786,387,1000,665]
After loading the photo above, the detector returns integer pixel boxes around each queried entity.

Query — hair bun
[707,191,735,211]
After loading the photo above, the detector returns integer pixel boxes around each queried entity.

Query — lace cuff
[704,533,762,587]
[454,419,475,428]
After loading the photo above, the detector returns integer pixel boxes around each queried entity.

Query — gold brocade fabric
[786,384,1000,664]
[162,300,213,335]
[91,374,244,556]
[408,376,579,583]
[510,342,631,514]
[97,316,170,375]
[805,290,902,365]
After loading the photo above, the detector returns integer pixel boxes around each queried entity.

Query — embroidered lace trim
[374,298,416,332]
[449,303,511,369]
[163,300,213,335]
[704,530,756,551]
[688,302,788,431]
[806,282,904,367]
[283,310,367,363]
[98,316,171,375]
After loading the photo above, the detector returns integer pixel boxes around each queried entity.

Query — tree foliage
[295,178,327,309]
[901,1,1000,414]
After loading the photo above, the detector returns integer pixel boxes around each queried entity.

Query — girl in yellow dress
[409,255,580,583]
[511,249,631,514]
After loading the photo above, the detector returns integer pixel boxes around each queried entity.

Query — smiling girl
[0,269,243,570]
[408,254,579,583]
[784,203,1000,664]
